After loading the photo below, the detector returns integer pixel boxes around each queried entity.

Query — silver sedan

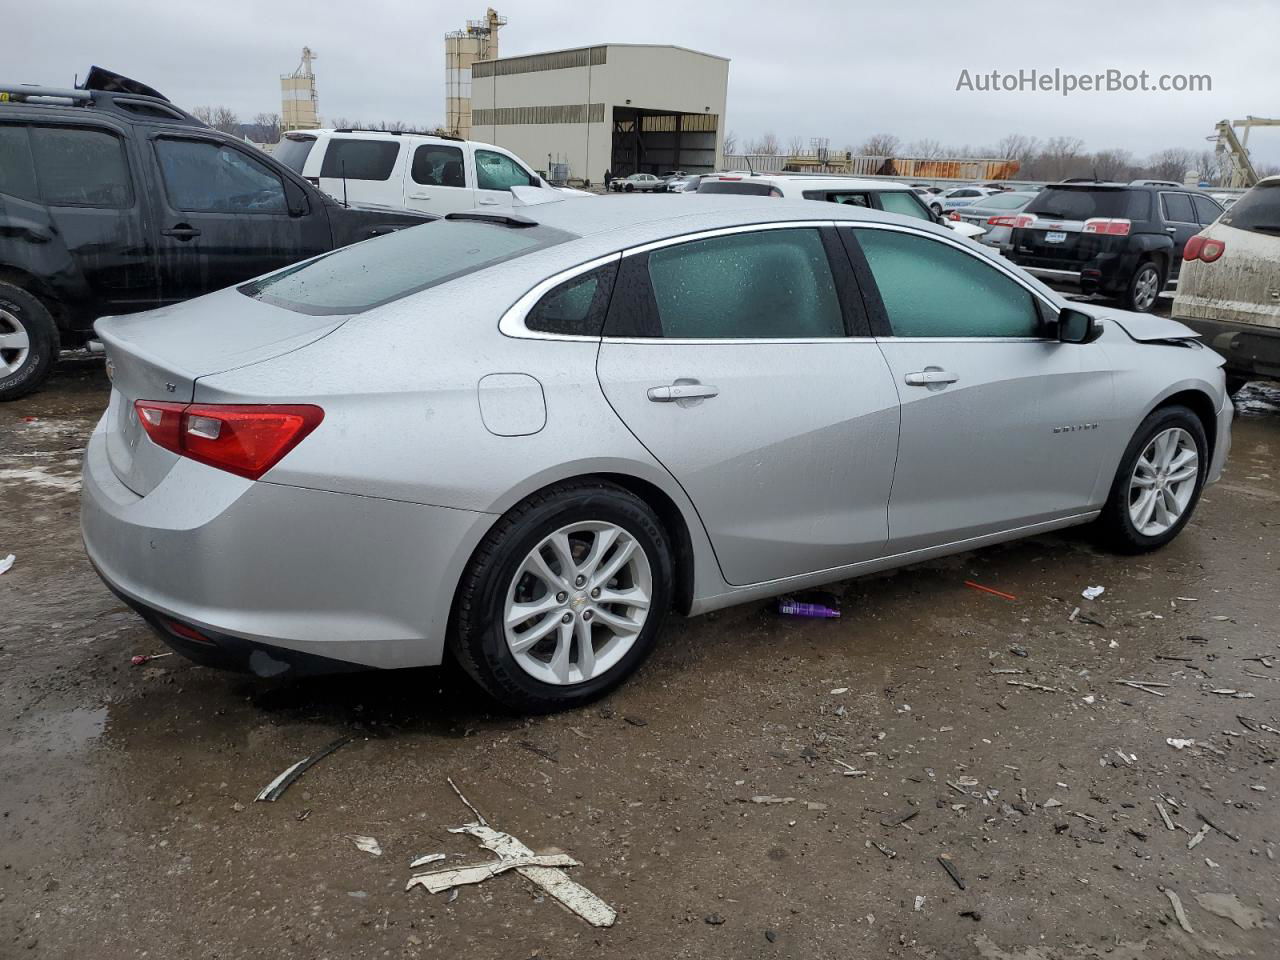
[83,196,1232,711]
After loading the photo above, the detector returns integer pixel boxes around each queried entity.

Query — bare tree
[252,112,282,144]
[723,130,738,155]
[1146,147,1197,183]
[995,133,1039,162]
[1195,149,1225,186]
[907,138,944,159]
[1037,136,1086,180]
[207,106,241,136]
[786,135,806,157]
[1090,148,1133,181]
[747,131,781,156]
[858,133,900,157]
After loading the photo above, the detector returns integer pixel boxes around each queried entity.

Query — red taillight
[1199,237,1226,262]
[1082,217,1132,236]
[1183,234,1226,263]
[948,211,961,221]
[988,215,1017,226]
[1012,214,1036,229]
[134,401,323,480]
[718,176,742,181]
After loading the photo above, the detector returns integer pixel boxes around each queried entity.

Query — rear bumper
[1177,316,1280,381]
[80,415,495,673]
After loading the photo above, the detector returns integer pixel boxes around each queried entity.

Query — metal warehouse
[468,43,729,185]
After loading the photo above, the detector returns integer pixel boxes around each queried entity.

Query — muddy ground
[1,358,1278,960]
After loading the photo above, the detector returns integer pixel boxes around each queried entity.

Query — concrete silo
[281,47,320,132]
[445,9,505,139]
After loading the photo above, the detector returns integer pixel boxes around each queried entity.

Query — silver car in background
[953,191,1040,249]
[82,195,1232,712]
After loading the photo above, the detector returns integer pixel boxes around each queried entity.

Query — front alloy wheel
[1127,427,1198,536]
[504,521,652,685]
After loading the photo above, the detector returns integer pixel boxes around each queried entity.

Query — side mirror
[1057,307,1097,344]
[283,178,311,218]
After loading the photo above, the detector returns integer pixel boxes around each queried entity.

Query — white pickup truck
[275,129,585,216]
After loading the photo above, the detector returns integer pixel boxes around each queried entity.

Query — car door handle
[477,197,500,206]
[647,382,719,402]
[161,224,201,241]
[904,369,958,386]
[408,192,431,200]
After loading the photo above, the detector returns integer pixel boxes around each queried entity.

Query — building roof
[476,42,729,66]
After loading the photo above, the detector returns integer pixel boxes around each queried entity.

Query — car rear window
[275,135,316,173]
[241,219,573,316]
[698,179,777,197]
[1025,187,1150,221]
[1221,181,1280,236]
[319,139,400,181]
[981,192,1034,210]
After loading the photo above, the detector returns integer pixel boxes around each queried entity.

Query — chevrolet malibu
[82,195,1233,712]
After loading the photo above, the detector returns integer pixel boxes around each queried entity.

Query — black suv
[1007,180,1223,313]
[0,68,432,400]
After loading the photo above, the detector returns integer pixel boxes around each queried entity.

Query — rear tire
[1097,404,1207,553]
[1123,261,1162,313]
[451,480,673,713]
[0,282,59,402]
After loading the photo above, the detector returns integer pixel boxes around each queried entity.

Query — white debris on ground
[0,554,14,576]
[1082,585,1105,600]
[348,835,383,856]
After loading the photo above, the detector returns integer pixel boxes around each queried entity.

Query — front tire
[451,480,673,712]
[1098,405,1207,553]
[1124,261,1162,313]
[0,283,59,402]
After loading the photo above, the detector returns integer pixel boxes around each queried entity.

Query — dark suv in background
[1007,180,1223,312]
[0,68,431,400]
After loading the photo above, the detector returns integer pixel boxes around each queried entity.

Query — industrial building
[445,9,506,140]
[467,43,729,186]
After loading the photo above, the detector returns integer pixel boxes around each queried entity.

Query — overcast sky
[13,0,1280,165]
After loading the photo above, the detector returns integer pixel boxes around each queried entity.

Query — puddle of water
[0,467,82,492]
[0,705,109,760]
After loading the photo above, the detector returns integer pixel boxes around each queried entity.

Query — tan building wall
[470,44,728,184]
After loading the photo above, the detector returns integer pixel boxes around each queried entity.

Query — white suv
[275,129,577,216]
[697,174,986,239]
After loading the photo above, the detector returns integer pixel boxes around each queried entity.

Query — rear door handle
[408,192,431,200]
[647,382,719,403]
[904,369,958,386]
[478,197,500,206]
[161,224,201,241]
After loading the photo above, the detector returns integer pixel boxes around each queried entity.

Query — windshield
[1026,187,1149,221]
[274,136,316,173]
[1221,180,1280,235]
[242,219,573,315]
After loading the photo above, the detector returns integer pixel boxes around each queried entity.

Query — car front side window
[476,150,538,191]
[635,228,845,340]
[155,139,286,214]
[854,227,1041,338]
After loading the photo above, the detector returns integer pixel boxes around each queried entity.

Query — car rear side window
[855,228,1040,338]
[698,180,777,197]
[1221,181,1280,235]
[28,126,131,208]
[525,263,618,336]
[804,191,871,207]
[243,219,571,315]
[320,139,400,181]
[641,228,844,339]
[411,145,466,187]
[1161,193,1196,223]
[0,125,38,201]
[1027,187,1149,221]
[155,139,287,214]
[1192,195,1223,225]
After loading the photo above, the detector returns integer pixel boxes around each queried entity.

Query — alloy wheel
[1128,427,1198,536]
[0,308,30,377]
[504,521,653,685]
[1132,266,1160,311]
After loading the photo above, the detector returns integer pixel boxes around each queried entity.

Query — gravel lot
[2,359,1278,960]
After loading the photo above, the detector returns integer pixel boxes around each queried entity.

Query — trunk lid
[96,286,346,496]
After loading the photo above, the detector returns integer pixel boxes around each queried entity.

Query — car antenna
[341,158,349,208]
[746,155,755,176]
